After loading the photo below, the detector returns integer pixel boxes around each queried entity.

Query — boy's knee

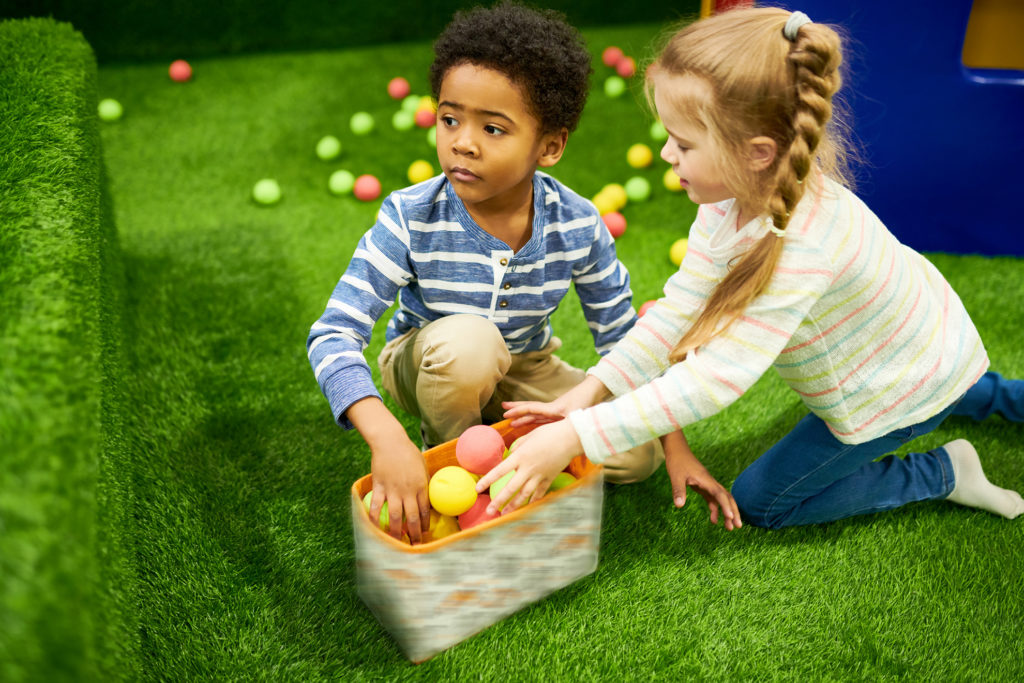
[602,441,664,485]
[419,315,509,380]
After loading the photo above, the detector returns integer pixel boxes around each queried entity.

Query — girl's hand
[369,438,431,543]
[502,375,610,428]
[662,431,742,531]
[475,419,583,515]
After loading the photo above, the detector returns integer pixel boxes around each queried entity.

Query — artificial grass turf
[88,23,1024,680]
[0,18,139,681]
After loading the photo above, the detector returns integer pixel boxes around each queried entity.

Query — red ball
[414,108,436,129]
[169,59,192,82]
[456,424,505,475]
[602,211,627,239]
[602,46,624,68]
[387,77,411,100]
[353,174,382,202]
[616,56,636,79]
[459,494,500,530]
[638,299,658,317]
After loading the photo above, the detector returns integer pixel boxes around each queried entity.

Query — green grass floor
[98,24,1024,680]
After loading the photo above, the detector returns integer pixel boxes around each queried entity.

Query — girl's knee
[731,470,786,529]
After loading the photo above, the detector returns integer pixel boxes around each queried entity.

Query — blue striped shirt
[308,171,636,428]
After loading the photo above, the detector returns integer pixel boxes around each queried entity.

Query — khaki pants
[378,314,663,484]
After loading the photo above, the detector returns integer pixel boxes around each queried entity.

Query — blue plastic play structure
[799,0,1024,256]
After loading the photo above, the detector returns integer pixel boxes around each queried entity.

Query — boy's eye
[441,115,458,127]
[484,125,506,136]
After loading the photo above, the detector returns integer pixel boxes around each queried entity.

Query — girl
[476,7,1024,529]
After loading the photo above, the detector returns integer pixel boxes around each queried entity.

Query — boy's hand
[662,431,741,530]
[369,440,431,543]
[475,418,582,515]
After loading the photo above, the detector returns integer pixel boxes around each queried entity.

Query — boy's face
[654,73,733,208]
[435,63,563,216]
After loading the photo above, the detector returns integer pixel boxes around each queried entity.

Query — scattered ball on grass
[408,160,434,184]
[387,77,411,100]
[663,167,684,192]
[426,126,437,148]
[624,176,651,202]
[353,174,382,202]
[414,109,436,129]
[392,110,415,131]
[650,120,668,142]
[315,135,342,161]
[169,59,192,82]
[328,170,355,195]
[670,237,689,266]
[350,112,374,135]
[604,76,626,98]
[98,98,123,121]
[616,56,636,78]
[627,143,653,168]
[602,211,626,239]
[252,179,281,206]
[638,299,658,317]
[602,46,624,68]
[401,94,421,113]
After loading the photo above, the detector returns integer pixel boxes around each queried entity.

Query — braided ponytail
[648,8,847,363]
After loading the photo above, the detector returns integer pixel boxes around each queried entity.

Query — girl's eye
[484,125,506,136]
[676,143,689,153]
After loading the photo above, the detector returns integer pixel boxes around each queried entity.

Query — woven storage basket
[351,418,603,662]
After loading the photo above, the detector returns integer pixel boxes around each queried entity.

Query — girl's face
[653,74,734,208]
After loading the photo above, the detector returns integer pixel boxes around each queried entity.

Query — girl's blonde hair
[647,7,851,362]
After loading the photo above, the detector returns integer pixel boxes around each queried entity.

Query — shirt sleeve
[306,194,413,428]
[572,207,637,355]
[571,224,834,463]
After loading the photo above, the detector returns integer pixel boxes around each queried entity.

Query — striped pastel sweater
[570,176,989,462]
[308,172,635,429]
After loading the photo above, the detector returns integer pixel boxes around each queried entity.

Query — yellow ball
[670,237,689,266]
[407,159,434,184]
[428,466,478,516]
[600,183,628,211]
[627,143,653,168]
[417,96,437,113]
[663,167,684,192]
[426,510,460,541]
[592,191,618,216]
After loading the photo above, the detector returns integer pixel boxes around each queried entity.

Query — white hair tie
[783,11,812,41]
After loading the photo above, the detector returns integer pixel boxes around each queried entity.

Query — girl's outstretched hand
[475,418,583,515]
[503,375,610,428]
[662,431,742,531]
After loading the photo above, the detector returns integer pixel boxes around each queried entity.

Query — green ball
[328,170,355,195]
[624,176,652,202]
[426,125,436,148]
[350,112,374,135]
[489,470,519,511]
[549,471,577,491]
[604,76,626,98]
[98,98,123,122]
[650,120,668,142]
[316,135,342,161]
[392,110,415,131]
[401,94,421,113]
[252,178,282,205]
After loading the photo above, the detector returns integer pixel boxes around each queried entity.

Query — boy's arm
[347,397,431,543]
[572,210,637,354]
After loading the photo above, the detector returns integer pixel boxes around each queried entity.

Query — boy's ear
[537,127,569,168]
[746,136,777,172]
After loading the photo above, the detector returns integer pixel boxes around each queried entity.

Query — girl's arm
[502,374,610,427]
[661,429,741,530]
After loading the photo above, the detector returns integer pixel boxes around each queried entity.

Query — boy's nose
[452,132,478,156]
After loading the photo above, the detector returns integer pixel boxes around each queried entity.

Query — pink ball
[353,174,382,202]
[638,299,658,317]
[387,77,411,100]
[603,211,626,239]
[456,424,505,475]
[616,56,636,79]
[602,46,624,68]
[459,494,500,530]
[169,59,192,82]
[414,108,436,129]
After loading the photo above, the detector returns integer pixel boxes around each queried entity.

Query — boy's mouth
[449,166,480,182]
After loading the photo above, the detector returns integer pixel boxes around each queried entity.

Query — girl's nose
[659,139,674,164]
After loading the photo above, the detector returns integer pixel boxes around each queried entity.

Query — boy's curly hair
[429,2,592,133]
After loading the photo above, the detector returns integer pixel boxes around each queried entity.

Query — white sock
[944,439,1024,519]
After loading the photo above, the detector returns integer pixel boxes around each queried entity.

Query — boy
[307,2,662,543]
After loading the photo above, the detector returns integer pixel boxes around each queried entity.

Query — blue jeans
[732,372,1024,529]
